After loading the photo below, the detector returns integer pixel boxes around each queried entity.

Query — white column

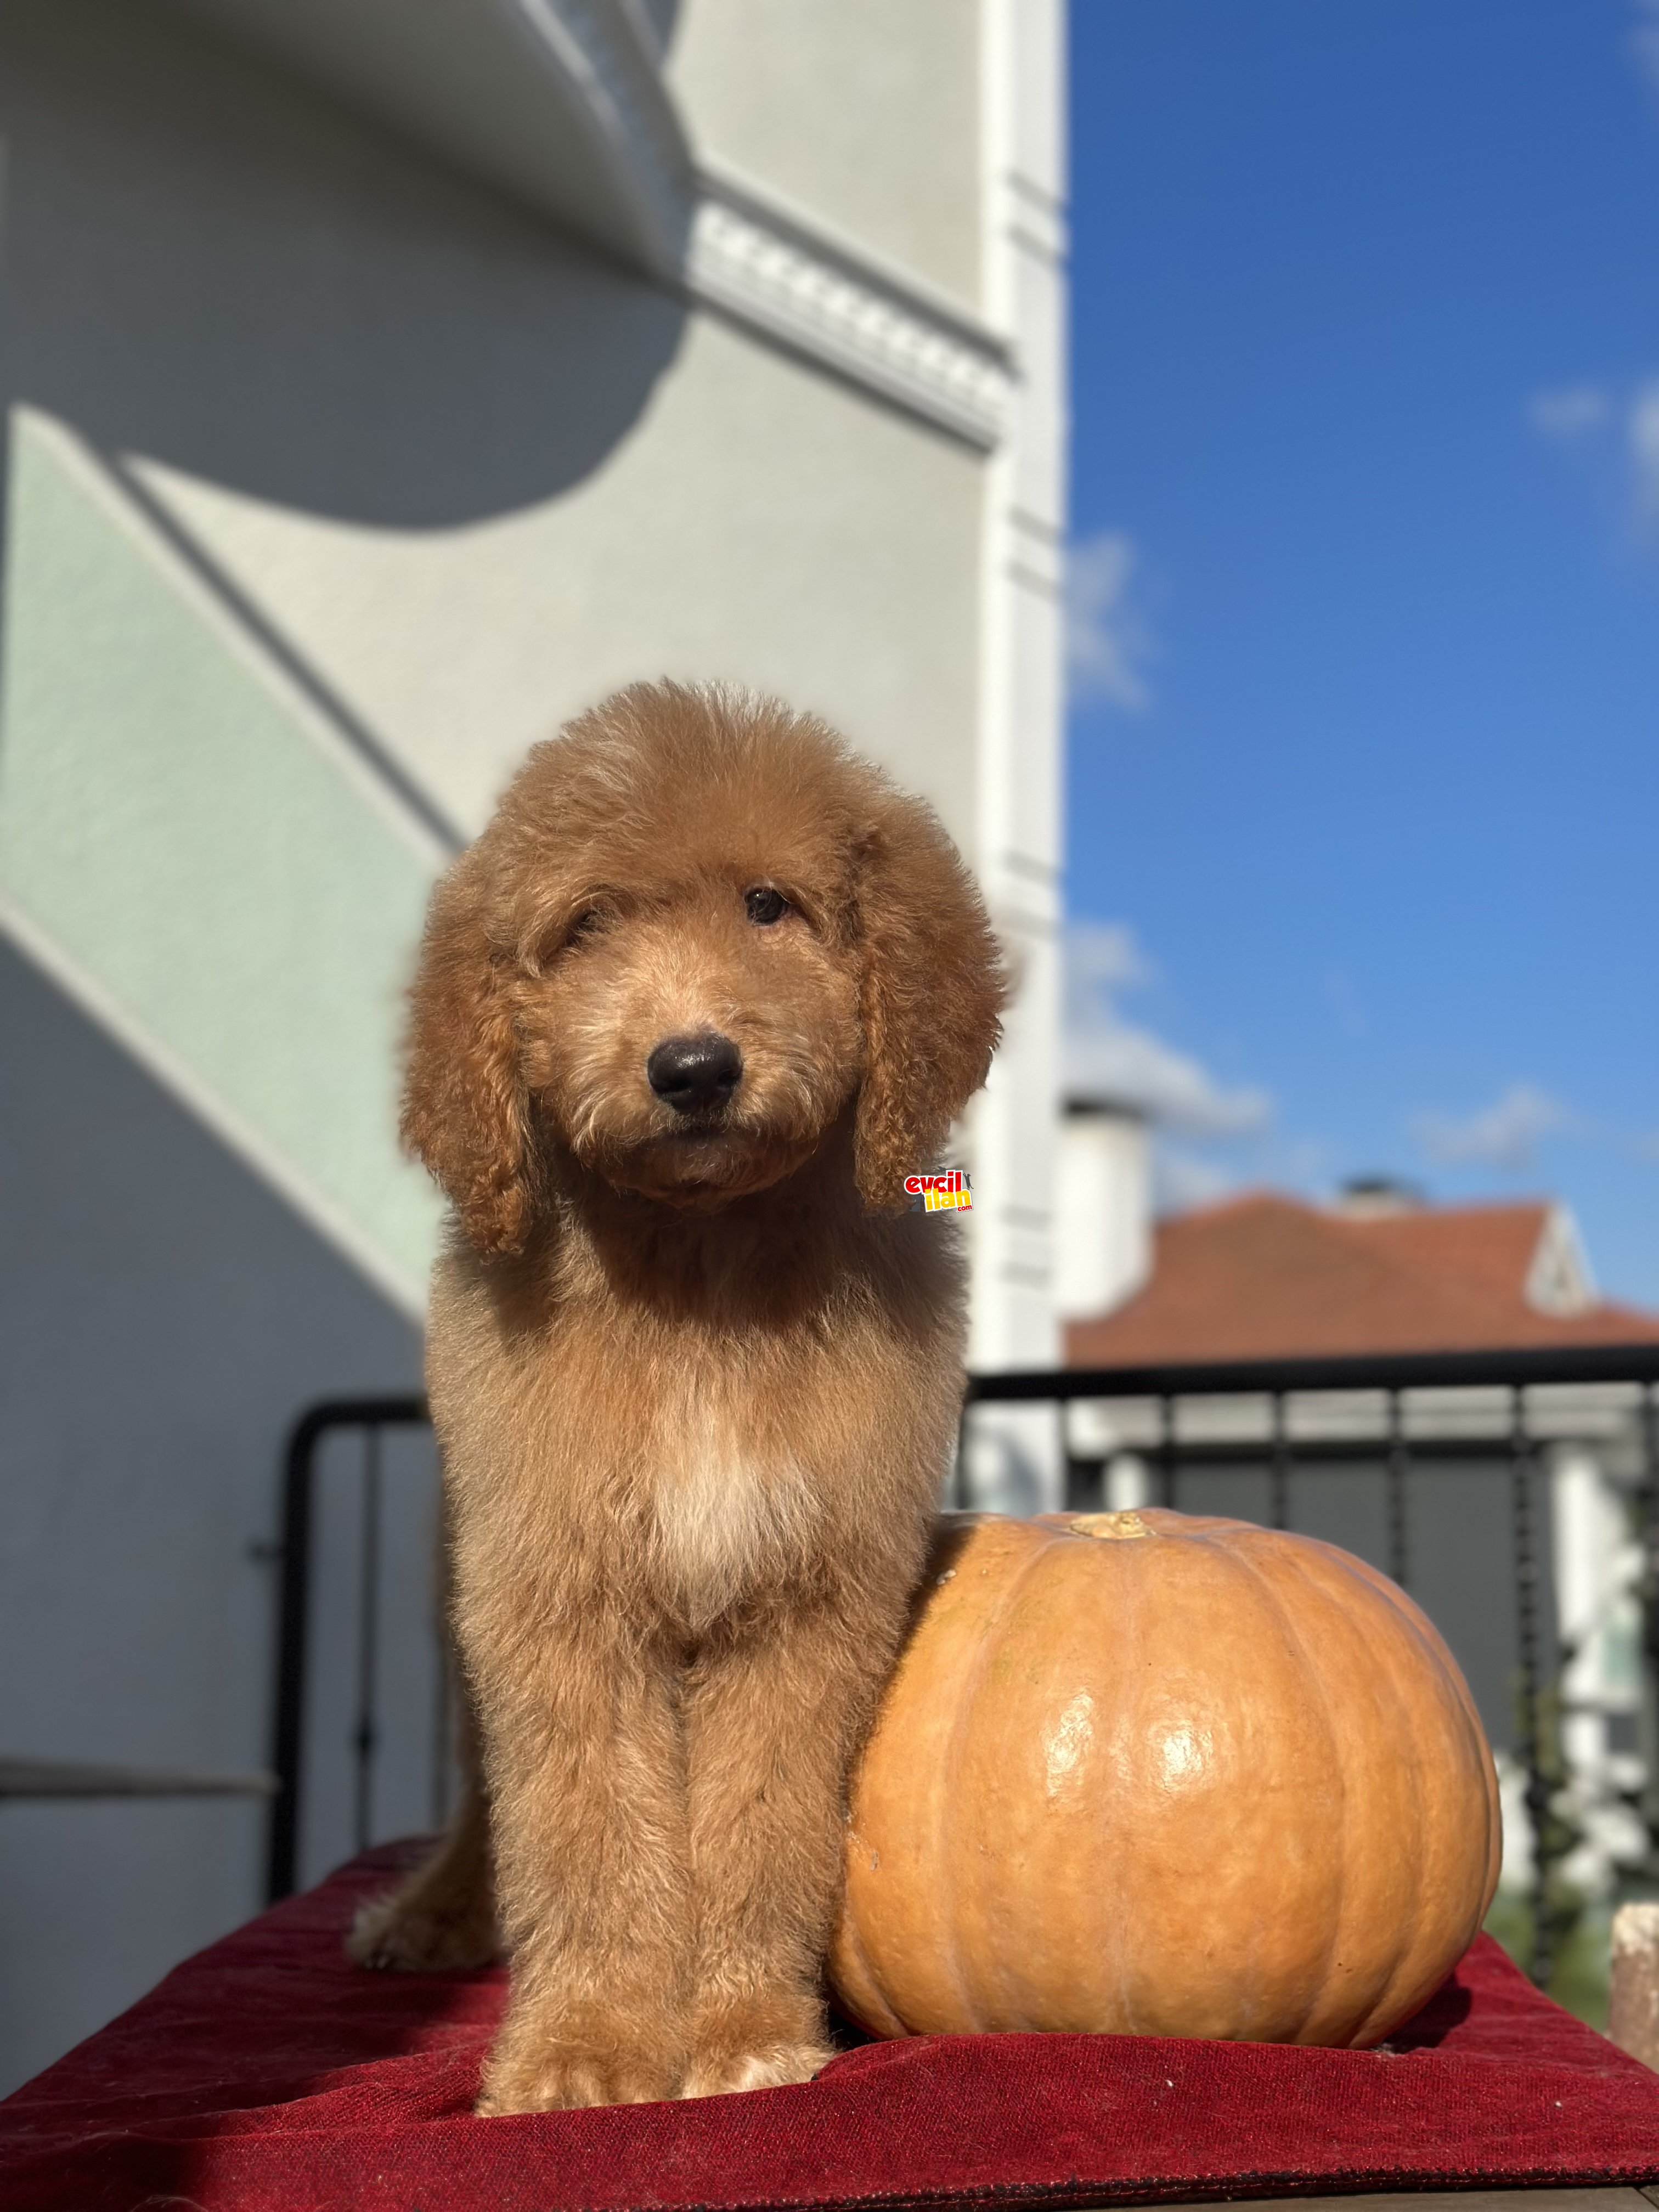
[1551,1443,1642,1897]
[964,0,1068,1510]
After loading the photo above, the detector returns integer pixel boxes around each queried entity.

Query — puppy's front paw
[347,1886,499,1973]
[681,2041,831,2097]
[477,2007,682,2113]
[680,1994,832,2099]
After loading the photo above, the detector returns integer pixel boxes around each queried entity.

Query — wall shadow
[0,932,424,2094]
[0,0,687,529]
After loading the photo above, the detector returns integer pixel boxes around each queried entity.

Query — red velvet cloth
[3,1841,1658,2212]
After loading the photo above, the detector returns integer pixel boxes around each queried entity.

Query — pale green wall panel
[0,411,445,1295]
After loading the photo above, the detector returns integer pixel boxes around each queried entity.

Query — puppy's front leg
[475,1626,690,2114]
[680,1598,899,2097]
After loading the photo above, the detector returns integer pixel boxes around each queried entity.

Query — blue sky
[1064,0,1659,1305]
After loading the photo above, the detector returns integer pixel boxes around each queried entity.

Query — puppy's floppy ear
[853,794,1007,1214]
[400,853,536,1256]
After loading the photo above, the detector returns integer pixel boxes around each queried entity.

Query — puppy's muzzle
[647,1032,743,1116]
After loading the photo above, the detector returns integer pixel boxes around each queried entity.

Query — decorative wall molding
[686,172,1014,452]
[180,0,1015,449]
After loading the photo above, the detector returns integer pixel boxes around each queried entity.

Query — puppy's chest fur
[644,1400,822,1632]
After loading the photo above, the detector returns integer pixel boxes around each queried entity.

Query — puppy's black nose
[647,1033,743,1115]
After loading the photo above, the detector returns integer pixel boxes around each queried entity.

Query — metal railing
[267,1345,1659,1989]
[266,1396,429,1905]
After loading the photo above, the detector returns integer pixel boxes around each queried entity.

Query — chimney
[1056,1099,1152,1321]
[1335,1175,1425,1219]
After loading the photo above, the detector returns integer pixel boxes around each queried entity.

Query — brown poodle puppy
[349,681,1005,2114]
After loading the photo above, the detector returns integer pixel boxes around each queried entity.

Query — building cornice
[178,0,1014,449]
[686,170,1013,452]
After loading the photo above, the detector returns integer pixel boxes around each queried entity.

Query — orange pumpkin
[830,1508,1500,2049]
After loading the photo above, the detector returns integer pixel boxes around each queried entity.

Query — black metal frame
[268,1345,1659,1988]
[266,1396,426,1905]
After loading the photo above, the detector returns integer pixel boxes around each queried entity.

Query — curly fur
[350,682,1006,2113]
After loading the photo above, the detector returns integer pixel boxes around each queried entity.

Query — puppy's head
[402,683,1006,1253]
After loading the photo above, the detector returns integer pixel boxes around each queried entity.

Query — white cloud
[1529,385,1611,438]
[1634,0,1659,96]
[1413,1084,1568,1175]
[1153,1145,1237,1211]
[1064,921,1271,1138]
[1066,531,1153,712]
[1527,375,1659,533]
[1065,918,1152,998]
[1630,380,1659,517]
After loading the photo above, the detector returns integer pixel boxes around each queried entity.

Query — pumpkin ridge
[1227,1534,1353,2041]
[1120,1529,1302,2040]
[1328,1548,1494,2043]
[1339,1559,1492,1839]
[1355,1568,1500,1923]
[1259,1543,1377,2041]
[1325,1543,1452,2045]
[1324,1550,1502,1867]
[1355,1630,1440,2044]
[960,1520,1078,2031]
[1275,1542,1446,2047]
[938,1518,1060,2032]
[1048,1523,1150,2034]
[830,1861,906,2038]
[1349,1618,1431,2046]
[1328,1549,1428,2046]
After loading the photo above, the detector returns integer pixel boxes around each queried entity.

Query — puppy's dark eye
[565,907,605,947]
[744,886,788,926]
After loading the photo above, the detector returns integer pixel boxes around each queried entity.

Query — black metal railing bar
[266,1396,426,1905]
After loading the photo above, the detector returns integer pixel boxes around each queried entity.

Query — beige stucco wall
[666,0,984,312]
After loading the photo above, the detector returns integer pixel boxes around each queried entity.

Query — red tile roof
[1065,1193,1659,1367]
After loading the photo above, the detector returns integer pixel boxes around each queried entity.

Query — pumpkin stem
[1070,1510,1155,1542]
